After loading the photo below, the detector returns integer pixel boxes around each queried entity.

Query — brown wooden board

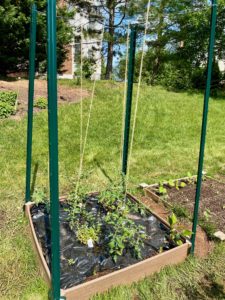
[25,193,191,300]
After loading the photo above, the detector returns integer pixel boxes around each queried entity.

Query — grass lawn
[0,80,225,299]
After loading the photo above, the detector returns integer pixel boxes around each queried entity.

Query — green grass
[0,80,225,299]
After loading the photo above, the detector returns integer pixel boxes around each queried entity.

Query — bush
[0,90,17,118]
[34,97,47,109]
[0,102,15,118]
[0,91,17,106]
[159,63,192,90]
[83,57,96,79]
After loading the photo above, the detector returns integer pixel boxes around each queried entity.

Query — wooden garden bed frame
[143,176,197,202]
[25,193,191,300]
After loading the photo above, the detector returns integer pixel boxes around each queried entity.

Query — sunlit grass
[0,80,225,299]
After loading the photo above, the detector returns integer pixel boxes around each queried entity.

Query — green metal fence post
[47,1,65,299]
[25,4,37,203]
[191,0,217,254]
[122,28,137,175]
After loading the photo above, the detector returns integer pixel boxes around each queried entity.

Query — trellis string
[127,0,151,180]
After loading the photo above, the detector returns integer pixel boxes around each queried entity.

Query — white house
[59,0,103,80]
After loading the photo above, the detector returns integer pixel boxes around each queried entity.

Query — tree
[0,0,74,75]
[70,0,129,79]
[100,0,128,79]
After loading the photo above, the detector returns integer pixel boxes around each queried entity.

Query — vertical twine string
[127,0,151,181]
[76,26,84,193]
[75,25,105,193]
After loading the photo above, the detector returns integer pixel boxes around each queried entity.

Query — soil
[0,79,89,119]
[31,194,180,290]
[141,195,212,258]
[166,178,225,232]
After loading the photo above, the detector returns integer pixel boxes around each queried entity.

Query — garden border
[143,176,197,202]
[25,193,191,300]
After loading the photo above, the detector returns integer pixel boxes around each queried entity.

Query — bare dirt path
[0,79,89,119]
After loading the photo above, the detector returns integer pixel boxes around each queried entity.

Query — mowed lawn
[0,80,225,299]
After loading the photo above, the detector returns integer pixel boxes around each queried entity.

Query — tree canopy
[0,0,74,75]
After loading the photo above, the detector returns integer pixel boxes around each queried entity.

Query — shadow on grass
[204,274,225,299]
[30,162,39,197]
[183,273,225,299]
[94,158,113,183]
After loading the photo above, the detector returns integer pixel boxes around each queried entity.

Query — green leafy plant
[175,180,180,190]
[127,198,148,217]
[67,180,148,262]
[168,213,192,246]
[76,225,100,246]
[0,102,15,118]
[105,212,147,262]
[158,182,167,195]
[168,179,175,188]
[0,90,17,118]
[98,181,125,212]
[68,258,76,266]
[32,187,49,211]
[0,91,17,106]
[180,181,186,188]
[34,97,47,109]
[185,172,195,184]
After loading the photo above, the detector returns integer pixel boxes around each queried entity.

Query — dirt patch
[0,79,89,119]
[166,178,225,232]
[141,195,212,258]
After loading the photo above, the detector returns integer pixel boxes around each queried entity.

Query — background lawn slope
[0,80,225,299]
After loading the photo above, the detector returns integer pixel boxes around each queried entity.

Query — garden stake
[47,0,64,299]
[191,0,217,254]
[122,27,137,177]
[127,0,151,180]
[25,4,37,203]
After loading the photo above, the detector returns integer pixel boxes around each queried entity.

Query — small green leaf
[180,182,186,188]
[181,229,192,238]
[168,213,177,227]
[176,240,183,246]
[168,179,175,187]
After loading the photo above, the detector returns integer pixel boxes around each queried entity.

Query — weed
[172,204,190,219]
[200,219,217,239]
[203,208,212,222]
[34,97,47,109]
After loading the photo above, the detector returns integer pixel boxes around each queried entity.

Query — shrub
[159,63,192,90]
[0,90,17,118]
[83,57,96,79]
[34,97,47,109]
[0,91,17,106]
[0,102,15,118]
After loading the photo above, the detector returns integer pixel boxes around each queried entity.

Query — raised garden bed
[25,193,190,300]
[144,176,225,234]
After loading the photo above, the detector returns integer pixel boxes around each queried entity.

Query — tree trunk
[105,7,115,80]
[151,0,166,84]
